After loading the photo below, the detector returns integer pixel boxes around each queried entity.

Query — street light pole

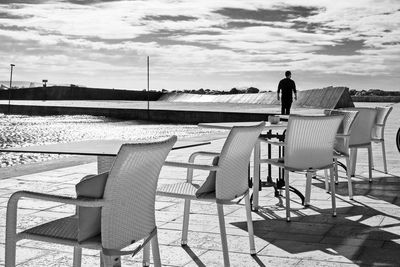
[8,64,15,114]
[147,56,150,120]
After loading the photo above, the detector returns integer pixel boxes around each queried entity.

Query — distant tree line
[349,89,400,96]
[151,87,262,94]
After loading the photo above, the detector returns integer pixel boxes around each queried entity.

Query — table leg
[252,140,261,211]
[267,130,272,183]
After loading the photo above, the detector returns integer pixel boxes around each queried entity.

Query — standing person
[277,71,297,115]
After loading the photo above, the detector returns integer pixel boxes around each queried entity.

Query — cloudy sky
[0,0,399,91]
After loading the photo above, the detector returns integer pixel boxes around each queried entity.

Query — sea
[0,102,398,167]
[0,114,222,167]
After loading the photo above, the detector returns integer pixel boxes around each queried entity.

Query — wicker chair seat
[157,182,215,200]
[22,216,79,241]
[20,215,102,248]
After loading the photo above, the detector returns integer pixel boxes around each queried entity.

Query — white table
[1,139,211,173]
[199,121,288,210]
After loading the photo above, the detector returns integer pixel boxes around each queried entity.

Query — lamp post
[147,56,150,120]
[8,64,15,114]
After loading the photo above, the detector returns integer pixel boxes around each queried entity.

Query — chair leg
[5,200,18,267]
[181,199,191,245]
[217,204,230,267]
[334,159,339,184]
[151,233,162,267]
[350,148,357,177]
[143,243,150,266]
[284,170,291,222]
[252,140,261,211]
[73,247,82,267]
[324,169,329,193]
[371,143,375,170]
[346,157,353,200]
[305,171,312,207]
[382,141,388,174]
[330,167,337,217]
[244,193,256,255]
[5,236,16,267]
[368,145,373,183]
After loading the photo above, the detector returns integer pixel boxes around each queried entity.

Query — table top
[0,139,211,157]
[198,121,288,130]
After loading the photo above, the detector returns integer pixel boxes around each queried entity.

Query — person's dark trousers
[281,101,292,115]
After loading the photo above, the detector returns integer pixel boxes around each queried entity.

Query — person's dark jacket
[278,78,296,102]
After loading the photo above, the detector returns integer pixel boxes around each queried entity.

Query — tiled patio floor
[1,103,399,266]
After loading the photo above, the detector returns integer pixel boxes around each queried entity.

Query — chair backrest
[215,122,265,201]
[341,107,377,146]
[101,136,177,250]
[326,109,359,155]
[284,115,343,170]
[372,106,393,139]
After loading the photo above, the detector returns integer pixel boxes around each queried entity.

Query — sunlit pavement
[0,103,399,266]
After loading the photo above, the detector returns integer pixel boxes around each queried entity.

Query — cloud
[143,15,198,22]
[314,39,366,55]
[214,6,321,22]
[0,0,399,90]
[0,11,33,19]
[61,0,123,5]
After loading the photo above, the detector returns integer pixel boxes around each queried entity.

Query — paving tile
[356,247,400,266]
[0,244,49,266]
[153,245,208,266]
[159,221,217,234]
[184,250,301,267]
[296,259,362,266]
[319,236,384,248]
[326,224,398,241]
[257,240,362,263]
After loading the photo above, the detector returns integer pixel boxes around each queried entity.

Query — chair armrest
[183,151,220,183]
[5,191,106,247]
[261,139,285,147]
[164,161,219,171]
[336,134,350,139]
[8,191,106,208]
[189,151,220,158]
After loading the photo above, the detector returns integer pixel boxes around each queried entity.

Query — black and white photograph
[0,0,400,266]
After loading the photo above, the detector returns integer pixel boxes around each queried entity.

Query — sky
[0,0,399,91]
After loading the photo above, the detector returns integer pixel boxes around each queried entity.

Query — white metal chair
[262,115,343,222]
[5,136,177,267]
[157,122,265,267]
[341,107,377,182]
[323,109,359,199]
[371,106,393,173]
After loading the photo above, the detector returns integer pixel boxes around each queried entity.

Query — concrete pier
[0,86,354,123]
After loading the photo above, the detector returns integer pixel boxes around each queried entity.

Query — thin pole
[8,64,15,114]
[147,56,150,120]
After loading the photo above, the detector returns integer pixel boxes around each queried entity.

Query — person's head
[285,71,291,78]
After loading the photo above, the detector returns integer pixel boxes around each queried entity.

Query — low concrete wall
[0,86,162,101]
[0,86,355,109]
[0,104,269,124]
[160,86,354,109]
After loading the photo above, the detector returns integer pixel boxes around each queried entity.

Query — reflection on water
[0,114,221,167]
